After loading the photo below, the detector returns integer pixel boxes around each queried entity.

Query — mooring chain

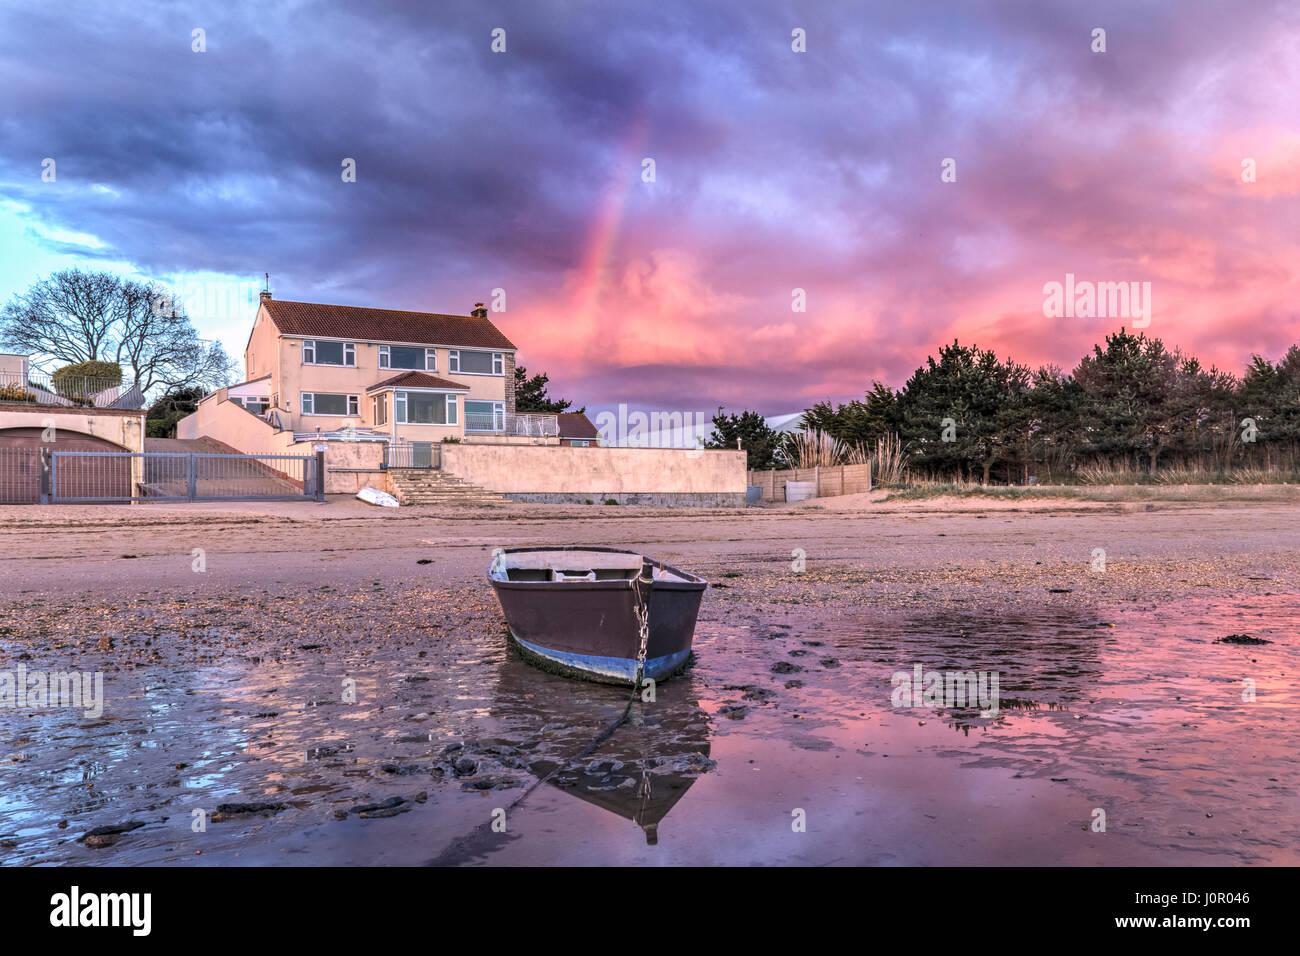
[494,563,655,823]
[632,575,651,690]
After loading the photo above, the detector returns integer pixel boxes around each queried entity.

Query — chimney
[260,290,272,302]
[471,302,487,318]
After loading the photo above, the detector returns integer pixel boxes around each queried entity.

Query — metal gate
[46,451,322,503]
[382,441,441,469]
[0,447,41,504]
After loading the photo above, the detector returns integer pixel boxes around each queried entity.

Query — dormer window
[379,345,436,371]
[303,340,355,366]
[449,350,504,375]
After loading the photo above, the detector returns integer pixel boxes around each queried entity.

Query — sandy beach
[1,492,1297,865]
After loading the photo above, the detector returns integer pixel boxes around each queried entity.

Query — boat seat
[552,569,597,582]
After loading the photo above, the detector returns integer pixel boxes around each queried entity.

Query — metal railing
[0,370,140,409]
[512,413,558,437]
[0,447,41,503]
[382,441,442,469]
[46,451,320,502]
[464,410,504,432]
[460,412,560,436]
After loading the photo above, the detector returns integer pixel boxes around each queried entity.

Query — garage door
[0,428,130,503]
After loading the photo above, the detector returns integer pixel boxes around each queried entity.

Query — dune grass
[881,481,1300,503]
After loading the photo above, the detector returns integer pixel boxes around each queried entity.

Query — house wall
[245,307,280,384]
[0,354,27,380]
[386,419,461,443]
[503,351,516,422]
[253,332,510,434]
[176,396,390,494]
[177,395,295,455]
[440,443,746,506]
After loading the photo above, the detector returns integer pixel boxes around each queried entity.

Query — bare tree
[0,268,235,395]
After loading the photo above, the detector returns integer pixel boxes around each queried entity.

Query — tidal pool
[1,593,1296,865]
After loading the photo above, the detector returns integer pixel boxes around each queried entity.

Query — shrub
[52,360,123,401]
[0,383,34,403]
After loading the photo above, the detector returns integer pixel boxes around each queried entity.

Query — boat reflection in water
[490,654,714,845]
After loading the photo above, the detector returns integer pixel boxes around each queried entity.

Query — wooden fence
[747,462,872,502]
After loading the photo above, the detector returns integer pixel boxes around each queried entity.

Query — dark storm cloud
[1,0,1296,411]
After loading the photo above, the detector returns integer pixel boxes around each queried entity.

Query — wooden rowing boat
[488,546,706,685]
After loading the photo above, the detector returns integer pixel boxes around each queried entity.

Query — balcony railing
[0,370,142,409]
[464,410,504,433]
[463,412,559,437]
[513,413,559,437]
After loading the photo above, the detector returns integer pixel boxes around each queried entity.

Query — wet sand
[1,494,1297,865]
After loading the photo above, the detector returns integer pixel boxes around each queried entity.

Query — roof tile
[263,299,516,350]
[365,371,470,392]
[557,412,599,439]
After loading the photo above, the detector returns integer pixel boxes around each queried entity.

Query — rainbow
[572,113,654,324]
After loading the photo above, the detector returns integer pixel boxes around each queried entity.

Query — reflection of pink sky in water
[1,595,1296,865]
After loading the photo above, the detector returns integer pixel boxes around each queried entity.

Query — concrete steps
[387,469,509,506]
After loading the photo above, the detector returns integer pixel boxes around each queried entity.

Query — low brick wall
[440,443,746,505]
[505,491,745,507]
[324,467,392,495]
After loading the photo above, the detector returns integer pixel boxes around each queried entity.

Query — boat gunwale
[487,545,707,589]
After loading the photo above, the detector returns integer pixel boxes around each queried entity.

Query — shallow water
[1,593,1297,865]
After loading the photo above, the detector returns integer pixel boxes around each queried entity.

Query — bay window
[395,390,457,425]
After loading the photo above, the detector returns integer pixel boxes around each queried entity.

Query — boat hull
[489,548,706,686]
[508,630,693,684]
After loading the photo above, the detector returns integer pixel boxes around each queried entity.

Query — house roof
[557,412,599,439]
[365,371,470,392]
[226,373,272,389]
[261,299,516,350]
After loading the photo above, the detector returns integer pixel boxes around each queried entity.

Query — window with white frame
[449,350,503,375]
[301,392,359,416]
[464,400,505,431]
[239,397,269,415]
[371,394,387,425]
[379,345,436,371]
[302,340,355,366]
[395,390,457,425]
